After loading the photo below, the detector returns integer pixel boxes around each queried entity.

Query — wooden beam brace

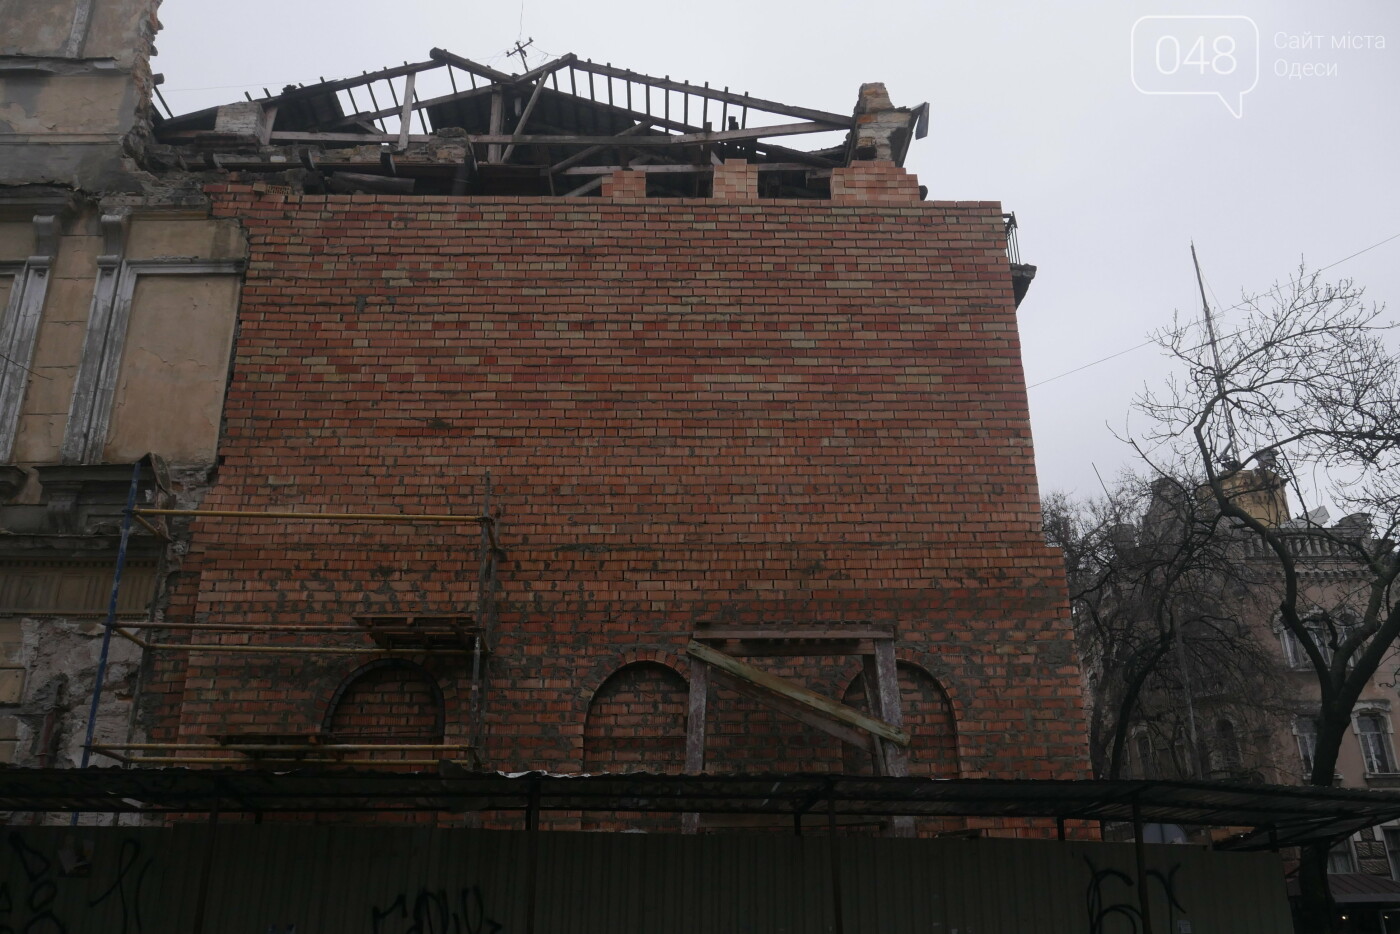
[428,48,515,85]
[683,662,708,834]
[271,59,443,104]
[686,641,910,746]
[556,94,840,168]
[331,84,496,129]
[570,59,853,127]
[486,88,504,163]
[694,639,879,658]
[685,661,708,774]
[513,52,578,86]
[871,642,912,776]
[396,72,416,151]
[696,628,894,642]
[549,121,652,173]
[501,71,549,163]
[710,668,874,750]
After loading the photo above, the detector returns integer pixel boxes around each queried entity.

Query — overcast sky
[152,0,1400,509]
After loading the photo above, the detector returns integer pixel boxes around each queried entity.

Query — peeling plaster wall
[0,0,162,190]
[8,618,144,769]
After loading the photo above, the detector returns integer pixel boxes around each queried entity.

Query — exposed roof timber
[330,83,496,128]
[558,163,824,176]
[567,59,853,128]
[500,69,552,163]
[549,121,654,172]
[426,48,516,85]
[276,59,444,103]
[512,51,579,86]
[250,122,842,148]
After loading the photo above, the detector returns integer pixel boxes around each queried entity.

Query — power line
[1027,230,1400,390]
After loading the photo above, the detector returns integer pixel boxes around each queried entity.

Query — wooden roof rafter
[158,48,858,169]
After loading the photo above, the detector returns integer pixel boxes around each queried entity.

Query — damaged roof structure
[151,49,930,199]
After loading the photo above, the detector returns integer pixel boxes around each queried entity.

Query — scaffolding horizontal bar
[136,508,490,524]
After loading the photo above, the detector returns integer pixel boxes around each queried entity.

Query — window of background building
[1134,732,1153,779]
[1385,827,1400,881]
[1295,717,1319,775]
[1357,712,1397,775]
[1279,613,1359,670]
[1329,840,1357,875]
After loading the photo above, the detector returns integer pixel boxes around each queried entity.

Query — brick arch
[840,661,959,778]
[323,659,445,743]
[582,661,688,775]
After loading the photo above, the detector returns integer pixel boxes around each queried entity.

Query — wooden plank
[569,59,853,127]
[699,639,877,658]
[861,656,888,774]
[396,72,416,150]
[685,661,708,773]
[512,52,578,86]
[686,641,910,746]
[549,121,653,173]
[682,661,708,834]
[871,641,911,773]
[265,122,839,148]
[331,84,496,128]
[486,88,504,162]
[500,71,549,163]
[428,48,515,85]
[710,668,874,750]
[560,162,816,176]
[696,627,894,642]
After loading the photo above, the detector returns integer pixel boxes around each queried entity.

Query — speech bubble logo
[1131,15,1260,118]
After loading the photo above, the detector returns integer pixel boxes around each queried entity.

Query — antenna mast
[1192,242,1240,464]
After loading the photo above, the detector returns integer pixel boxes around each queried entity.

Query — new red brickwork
[154,162,1090,821]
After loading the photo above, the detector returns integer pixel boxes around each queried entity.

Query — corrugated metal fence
[0,825,1291,932]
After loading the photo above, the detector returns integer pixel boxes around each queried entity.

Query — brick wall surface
[155,167,1091,806]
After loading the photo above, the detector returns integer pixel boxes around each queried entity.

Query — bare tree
[1133,266,1400,932]
[1046,479,1287,782]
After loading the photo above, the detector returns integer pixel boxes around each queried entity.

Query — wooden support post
[861,656,889,775]
[487,88,504,163]
[501,72,549,163]
[871,641,915,837]
[682,662,708,834]
[870,642,910,773]
[396,72,416,151]
[1057,816,1066,841]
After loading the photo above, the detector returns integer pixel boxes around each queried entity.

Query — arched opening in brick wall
[840,663,959,778]
[324,659,445,747]
[583,662,687,774]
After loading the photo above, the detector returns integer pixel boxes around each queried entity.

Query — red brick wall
[156,167,1090,797]
[583,662,686,773]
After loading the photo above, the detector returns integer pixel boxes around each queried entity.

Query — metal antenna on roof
[507,37,534,72]
[1192,242,1240,466]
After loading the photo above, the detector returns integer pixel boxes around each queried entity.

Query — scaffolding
[79,460,503,774]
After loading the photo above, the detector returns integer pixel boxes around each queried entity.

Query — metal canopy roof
[3,768,1397,850]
